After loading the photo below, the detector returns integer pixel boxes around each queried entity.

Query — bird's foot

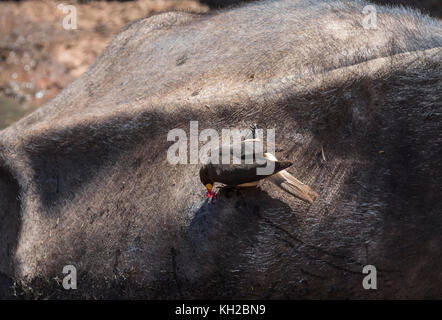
[217,185,242,198]
[219,185,240,191]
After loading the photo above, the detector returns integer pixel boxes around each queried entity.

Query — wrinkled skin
[202,0,442,18]
[0,0,441,299]
[200,0,442,19]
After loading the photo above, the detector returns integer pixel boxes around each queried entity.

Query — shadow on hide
[183,187,301,298]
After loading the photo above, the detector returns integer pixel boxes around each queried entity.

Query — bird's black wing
[209,161,292,186]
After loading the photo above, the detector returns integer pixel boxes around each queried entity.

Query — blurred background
[0,0,440,129]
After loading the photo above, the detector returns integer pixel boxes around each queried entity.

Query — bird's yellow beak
[205,184,213,192]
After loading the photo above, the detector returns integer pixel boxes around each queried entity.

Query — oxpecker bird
[199,138,319,203]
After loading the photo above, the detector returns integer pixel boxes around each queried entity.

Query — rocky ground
[0,0,207,129]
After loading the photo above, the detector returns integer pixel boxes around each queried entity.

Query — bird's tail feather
[264,152,318,204]
[269,170,319,204]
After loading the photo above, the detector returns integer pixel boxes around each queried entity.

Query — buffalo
[0,0,441,298]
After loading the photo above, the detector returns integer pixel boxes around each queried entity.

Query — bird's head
[199,166,214,198]
[205,183,214,198]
